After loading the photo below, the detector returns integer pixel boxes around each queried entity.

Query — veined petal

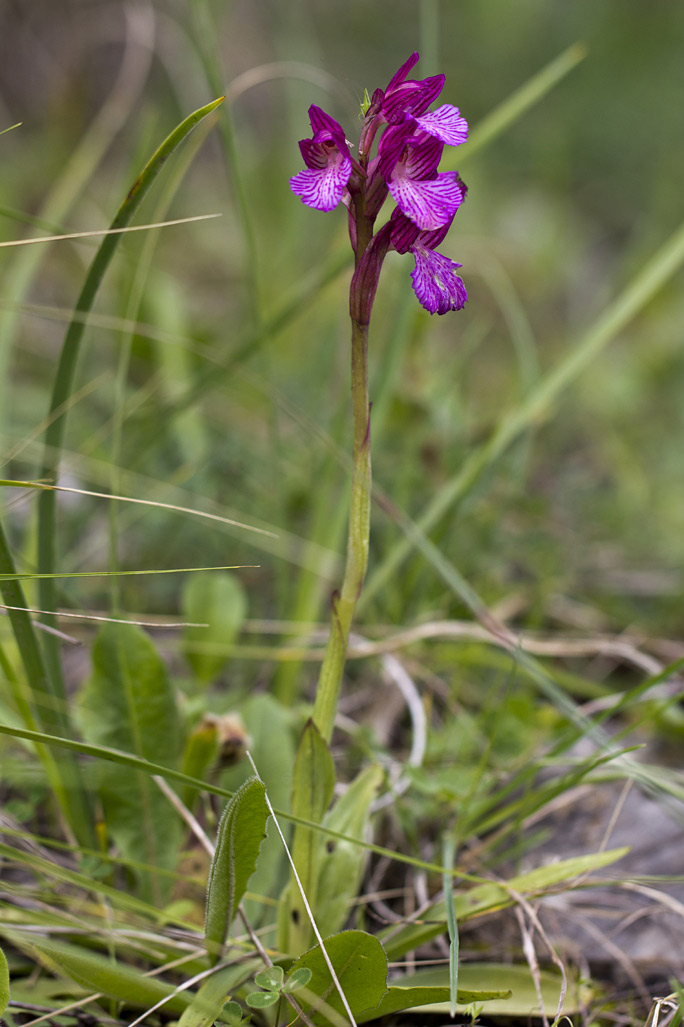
[308,105,348,151]
[404,132,444,180]
[290,151,352,211]
[415,104,468,147]
[383,75,445,121]
[410,245,467,314]
[385,52,420,92]
[388,170,464,230]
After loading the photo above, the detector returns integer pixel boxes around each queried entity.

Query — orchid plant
[289,53,469,744]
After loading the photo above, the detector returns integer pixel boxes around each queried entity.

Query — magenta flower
[389,205,467,315]
[377,121,466,230]
[290,53,469,316]
[289,105,353,212]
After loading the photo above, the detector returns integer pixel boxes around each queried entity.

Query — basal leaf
[77,622,182,903]
[205,776,269,963]
[386,964,590,1017]
[182,571,247,684]
[221,693,295,925]
[357,984,510,1022]
[289,930,387,1027]
[316,764,383,938]
[282,719,335,954]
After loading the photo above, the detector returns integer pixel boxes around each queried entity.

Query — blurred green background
[2,0,684,679]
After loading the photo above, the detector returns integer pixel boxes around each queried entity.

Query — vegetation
[1,3,684,1026]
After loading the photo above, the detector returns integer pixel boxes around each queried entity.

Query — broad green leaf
[357,984,510,1022]
[205,776,269,963]
[0,945,8,1013]
[177,961,261,1027]
[282,719,335,954]
[316,764,383,938]
[21,937,191,1013]
[182,571,247,684]
[392,964,591,1017]
[222,693,295,924]
[382,846,629,960]
[77,622,182,903]
[290,930,387,1027]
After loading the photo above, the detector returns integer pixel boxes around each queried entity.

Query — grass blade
[35,95,223,715]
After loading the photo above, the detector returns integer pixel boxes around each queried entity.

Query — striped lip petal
[290,148,352,211]
[415,104,469,147]
[388,172,462,230]
[410,245,467,314]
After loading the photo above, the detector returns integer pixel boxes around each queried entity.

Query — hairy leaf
[205,776,269,962]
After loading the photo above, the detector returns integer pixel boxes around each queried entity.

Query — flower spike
[289,52,469,314]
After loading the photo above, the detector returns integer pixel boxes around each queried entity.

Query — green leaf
[77,622,182,903]
[255,965,283,991]
[283,967,313,994]
[246,990,280,1008]
[20,937,191,1013]
[182,571,247,684]
[388,964,591,1018]
[316,764,383,938]
[283,719,336,954]
[179,715,220,811]
[0,945,9,1013]
[177,963,259,1027]
[223,1000,247,1025]
[221,693,295,925]
[176,961,259,1027]
[357,984,510,1022]
[382,846,629,960]
[289,930,387,1027]
[205,776,269,963]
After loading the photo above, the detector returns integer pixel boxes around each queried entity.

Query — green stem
[311,317,371,743]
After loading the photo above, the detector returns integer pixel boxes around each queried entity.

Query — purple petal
[410,245,467,314]
[403,132,444,180]
[290,151,352,211]
[388,170,464,231]
[377,120,417,180]
[389,208,421,254]
[385,53,420,93]
[415,104,468,147]
[382,75,445,122]
[308,105,348,151]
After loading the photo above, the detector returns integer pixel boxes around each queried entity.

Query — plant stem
[311,314,371,743]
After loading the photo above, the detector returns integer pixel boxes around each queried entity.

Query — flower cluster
[290,53,468,316]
